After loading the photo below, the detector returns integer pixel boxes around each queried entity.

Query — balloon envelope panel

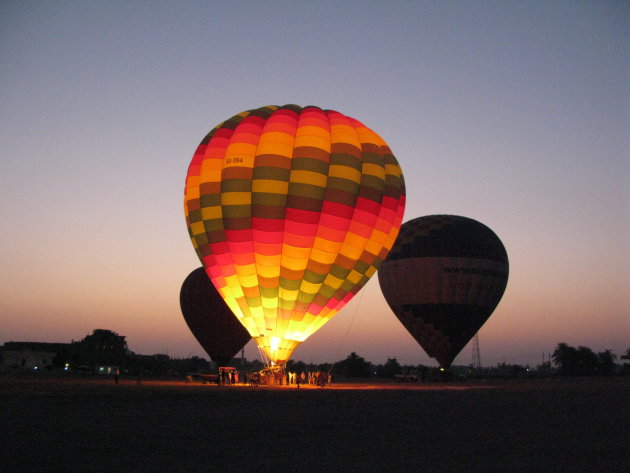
[378,215,508,368]
[184,105,406,364]
[180,267,251,366]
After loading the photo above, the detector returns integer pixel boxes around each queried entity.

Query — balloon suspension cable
[327,288,365,377]
[256,344,270,368]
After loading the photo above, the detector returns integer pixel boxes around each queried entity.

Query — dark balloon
[378,215,509,368]
[180,267,251,366]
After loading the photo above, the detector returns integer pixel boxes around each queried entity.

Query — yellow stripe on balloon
[385,161,403,178]
[201,206,222,220]
[252,179,289,194]
[256,264,281,278]
[279,288,299,303]
[323,273,344,290]
[328,164,361,183]
[262,297,277,309]
[346,270,362,285]
[190,221,206,237]
[290,169,327,187]
[361,163,386,179]
[221,192,252,206]
[298,279,321,295]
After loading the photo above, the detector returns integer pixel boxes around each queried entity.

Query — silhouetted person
[136,370,142,386]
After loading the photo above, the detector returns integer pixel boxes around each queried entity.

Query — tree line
[551,343,627,376]
[35,329,630,379]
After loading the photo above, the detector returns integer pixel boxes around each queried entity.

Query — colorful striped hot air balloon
[184,105,406,365]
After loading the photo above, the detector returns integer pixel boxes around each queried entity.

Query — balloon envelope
[184,105,406,365]
[378,215,509,368]
[180,267,251,366]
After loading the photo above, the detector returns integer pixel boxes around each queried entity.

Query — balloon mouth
[255,336,301,366]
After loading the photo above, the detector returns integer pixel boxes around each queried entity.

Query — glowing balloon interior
[378,215,509,368]
[184,105,406,365]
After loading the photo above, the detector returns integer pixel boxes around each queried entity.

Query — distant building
[0,341,70,371]
[1,329,128,373]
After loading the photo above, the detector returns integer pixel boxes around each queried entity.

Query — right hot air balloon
[378,215,509,368]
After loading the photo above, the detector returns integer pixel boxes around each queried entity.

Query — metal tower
[471,333,481,369]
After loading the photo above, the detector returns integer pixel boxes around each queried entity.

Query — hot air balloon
[184,105,406,366]
[180,267,251,367]
[378,215,508,368]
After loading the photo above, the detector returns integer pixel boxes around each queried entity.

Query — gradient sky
[2,1,628,367]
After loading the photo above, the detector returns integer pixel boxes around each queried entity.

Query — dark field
[1,375,628,473]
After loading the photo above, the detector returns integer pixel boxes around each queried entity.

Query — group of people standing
[219,368,333,388]
[219,369,237,385]
[264,370,332,387]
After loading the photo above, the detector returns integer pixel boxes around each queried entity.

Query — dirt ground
[1,374,628,473]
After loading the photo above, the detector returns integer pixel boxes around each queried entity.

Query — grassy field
[1,374,628,472]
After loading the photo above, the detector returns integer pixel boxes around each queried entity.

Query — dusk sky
[2,1,628,367]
